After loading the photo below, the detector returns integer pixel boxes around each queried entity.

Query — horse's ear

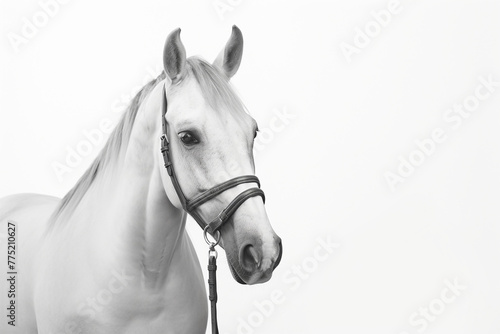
[213,25,243,79]
[163,28,187,85]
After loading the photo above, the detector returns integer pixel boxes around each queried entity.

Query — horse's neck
[78,80,186,289]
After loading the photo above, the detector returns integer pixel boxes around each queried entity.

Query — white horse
[0,26,282,334]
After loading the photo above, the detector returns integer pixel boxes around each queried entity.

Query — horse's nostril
[241,244,260,272]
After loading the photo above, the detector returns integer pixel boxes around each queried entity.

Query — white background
[1,0,500,333]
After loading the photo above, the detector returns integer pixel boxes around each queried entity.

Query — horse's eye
[179,132,199,145]
[254,127,259,139]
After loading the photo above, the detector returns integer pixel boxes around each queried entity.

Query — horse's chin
[227,257,274,285]
[218,238,248,284]
[228,261,247,285]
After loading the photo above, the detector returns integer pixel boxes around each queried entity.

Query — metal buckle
[160,134,169,146]
[208,248,218,259]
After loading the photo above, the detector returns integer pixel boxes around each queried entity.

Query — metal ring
[203,225,221,247]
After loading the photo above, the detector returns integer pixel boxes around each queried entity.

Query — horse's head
[158,26,282,285]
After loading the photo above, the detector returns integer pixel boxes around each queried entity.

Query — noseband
[159,85,265,238]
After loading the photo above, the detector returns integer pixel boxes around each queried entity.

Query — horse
[0,26,282,334]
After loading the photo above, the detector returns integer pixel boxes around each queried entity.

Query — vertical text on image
[5,221,18,327]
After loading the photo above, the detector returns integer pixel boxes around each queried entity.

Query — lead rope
[204,226,221,334]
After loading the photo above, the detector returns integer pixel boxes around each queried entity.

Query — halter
[159,85,265,237]
[160,84,265,333]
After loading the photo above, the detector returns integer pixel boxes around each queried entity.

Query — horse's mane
[49,72,166,224]
[49,57,248,225]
